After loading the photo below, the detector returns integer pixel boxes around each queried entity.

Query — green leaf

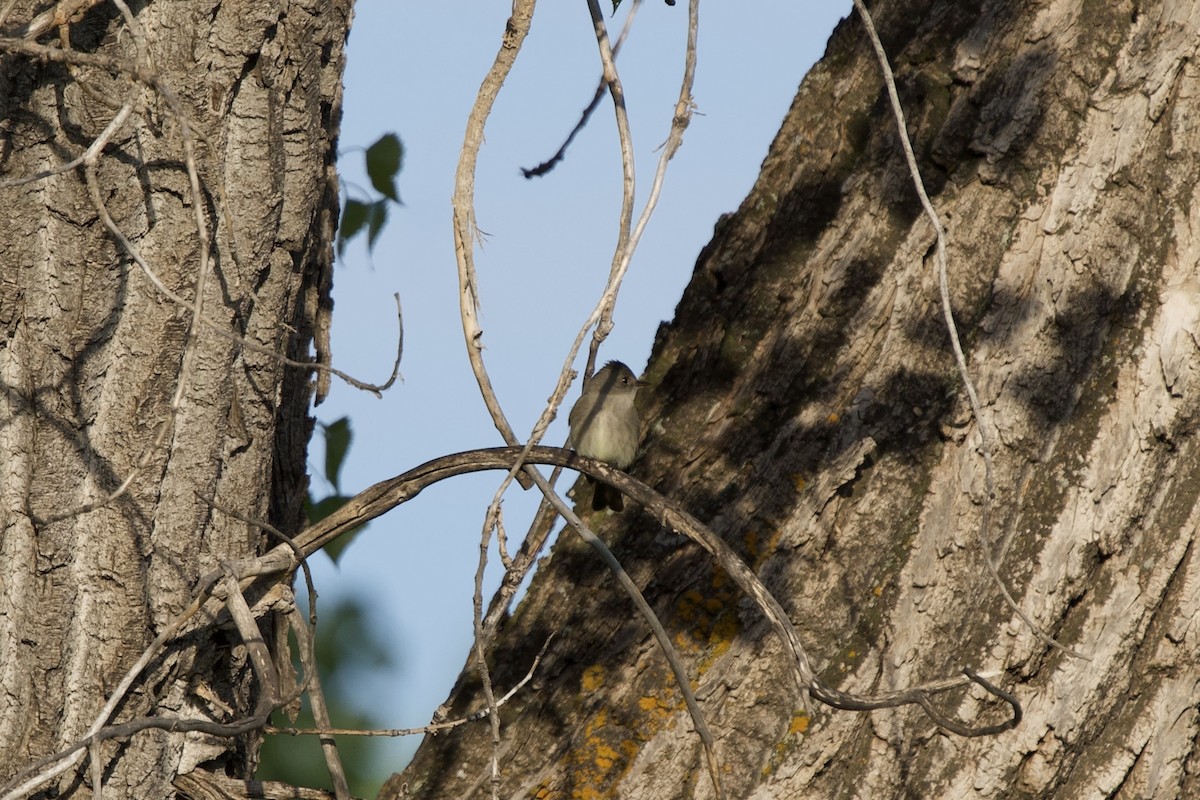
[322,527,361,564]
[304,494,362,563]
[367,200,388,251]
[303,418,363,562]
[304,493,349,526]
[365,133,403,203]
[337,199,370,256]
[322,417,353,491]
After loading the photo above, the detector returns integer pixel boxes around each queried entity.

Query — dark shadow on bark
[1005,282,1141,426]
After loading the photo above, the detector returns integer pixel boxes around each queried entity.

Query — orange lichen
[581,664,606,692]
[584,708,609,735]
[594,743,618,769]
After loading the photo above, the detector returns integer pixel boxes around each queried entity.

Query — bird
[567,360,644,511]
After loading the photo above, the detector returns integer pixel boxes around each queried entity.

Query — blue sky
[310,0,851,772]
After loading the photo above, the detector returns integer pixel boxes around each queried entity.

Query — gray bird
[567,360,644,511]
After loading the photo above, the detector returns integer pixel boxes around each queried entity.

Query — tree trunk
[0,0,348,796]
[391,0,1200,797]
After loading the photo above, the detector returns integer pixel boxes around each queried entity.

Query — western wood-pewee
[567,360,644,511]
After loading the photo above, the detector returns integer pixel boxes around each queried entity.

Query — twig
[7,0,105,39]
[471,499,504,800]
[450,0,539,484]
[480,490,561,643]
[267,635,555,739]
[287,609,351,800]
[534,471,726,800]
[581,0,636,375]
[851,0,1086,661]
[451,5,543,792]
[0,91,136,188]
[221,570,281,707]
[520,0,642,179]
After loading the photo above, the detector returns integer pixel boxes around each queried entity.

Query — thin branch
[451,5,543,791]
[287,609,351,800]
[220,570,281,707]
[267,635,554,738]
[6,0,104,39]
[480,491,561,644]
[851,0,1086,661]
[0,91,136,188]
[533,470,726,800]
[450,0,538,484]
[520,0,642,179]
[471,500,504,800]
[582,0,636,375]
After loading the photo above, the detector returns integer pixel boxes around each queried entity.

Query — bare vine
[448,0,716,795]
[851,0,1086,661]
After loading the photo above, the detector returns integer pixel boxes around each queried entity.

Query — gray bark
[0,0,348,796]
[391,0,1200,797]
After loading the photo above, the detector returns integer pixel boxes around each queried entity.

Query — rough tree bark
[0,0,349,796]
[390,0,1200,797]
